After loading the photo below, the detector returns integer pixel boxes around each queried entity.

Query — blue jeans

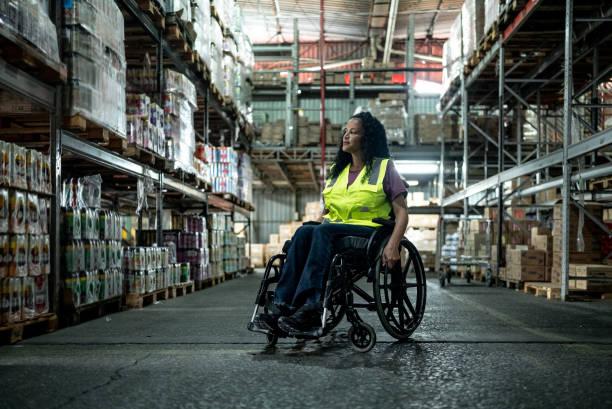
[274,223,375,309]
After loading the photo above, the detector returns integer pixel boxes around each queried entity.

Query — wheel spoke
[405,282,419,288]
[403,292,417,317]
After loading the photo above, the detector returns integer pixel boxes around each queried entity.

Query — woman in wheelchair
[251,111,411,338]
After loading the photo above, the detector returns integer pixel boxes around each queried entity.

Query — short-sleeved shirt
[346,161,407,202]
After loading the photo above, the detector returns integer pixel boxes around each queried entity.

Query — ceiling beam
[382,0,399,63]
[276,162,295,192]
[309,161,320,191]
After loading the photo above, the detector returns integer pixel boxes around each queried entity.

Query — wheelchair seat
[335,236,369,257]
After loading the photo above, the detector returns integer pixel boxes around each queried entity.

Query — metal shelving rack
[0,0,255,319]
[436,0,612,299]
[250,18,444,191]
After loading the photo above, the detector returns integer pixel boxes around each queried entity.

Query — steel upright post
[203,87,210,145]
[536,91,541,220]
[50,0,63,313]
[285,73,293,146]
[435,125,445,274]
[461,73,469,242]
[319,0,326,185]
[292,18,299,145]
[561,0,574,301]
[496,44,505,283]
[405,14,415,145]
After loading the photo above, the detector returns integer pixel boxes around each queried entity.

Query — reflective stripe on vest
[322,158,392,227]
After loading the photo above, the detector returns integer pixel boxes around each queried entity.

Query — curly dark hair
[328,111,390,182]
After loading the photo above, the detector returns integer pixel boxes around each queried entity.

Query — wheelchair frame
[248,225,427,352]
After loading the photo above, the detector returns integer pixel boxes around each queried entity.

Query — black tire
[348,322,376,353]
[373,239,427,340]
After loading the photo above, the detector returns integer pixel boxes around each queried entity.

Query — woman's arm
[382,195,409,268]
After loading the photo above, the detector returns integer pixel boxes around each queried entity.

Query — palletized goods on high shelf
[365,97,406,145]
[167,0,254,119]
[159,216,210,282]
[123,246,181,296]
[207,213,246,276]
[0,1,60,62]
[63,0,127,136]
[0,141,53,325]
[141,216,208,283]
[60,176,124,308]
[194,145,252,203]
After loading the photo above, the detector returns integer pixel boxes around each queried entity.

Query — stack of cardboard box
[531,226,552,281]
[303,201,322,223]
[259,119,285,145]
[405,214,439,270]
[505,246,547,282]
[568,264,612,291]
[297,117,340,146]
[551,204,603,286]
[415,114,459,144]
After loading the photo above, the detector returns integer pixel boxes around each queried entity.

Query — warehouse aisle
[2,274,612,409]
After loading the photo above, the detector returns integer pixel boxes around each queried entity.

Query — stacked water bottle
[163,215,209,282]
[122,246,180,295]
[441,232,460,273]
[62,208,124,307]
[208,213,227,279]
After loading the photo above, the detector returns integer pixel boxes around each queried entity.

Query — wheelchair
[247,218,427,352]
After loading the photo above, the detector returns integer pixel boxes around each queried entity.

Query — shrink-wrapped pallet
[442,14,463,95]
[462,0,486,61]
[484,0,500,34]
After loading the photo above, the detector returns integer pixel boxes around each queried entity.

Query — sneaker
[277,303,323,334]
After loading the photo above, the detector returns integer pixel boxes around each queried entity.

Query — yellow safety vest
[323,158,392,227]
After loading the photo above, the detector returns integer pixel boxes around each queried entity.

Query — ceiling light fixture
[395,160,439,175]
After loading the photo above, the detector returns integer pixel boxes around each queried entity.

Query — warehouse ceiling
[236,0,462,44]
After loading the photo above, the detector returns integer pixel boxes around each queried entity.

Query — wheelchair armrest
[302,221,321,226]
[372,218,395,228]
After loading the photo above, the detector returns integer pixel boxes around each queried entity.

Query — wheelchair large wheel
[373,238,426,340]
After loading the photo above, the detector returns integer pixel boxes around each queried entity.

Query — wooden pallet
[137,0,165,30]
[0,25,67,84]
[524,282,560,300]
[0,313,58,345]
[502,279,524,290]
[173,281,195,297]
[125,143,173,172]
[164,15,196,64]
[62,294,123,326]
[588,177,612,191]
[124,287,170,309]
[64,115,128,153]
[211,192,254,211]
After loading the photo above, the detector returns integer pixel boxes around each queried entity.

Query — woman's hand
[382,242,401,269]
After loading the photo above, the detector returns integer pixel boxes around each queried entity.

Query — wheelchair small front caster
[348,323,376,353]
[485,267,494,287]
[266,333,278,347]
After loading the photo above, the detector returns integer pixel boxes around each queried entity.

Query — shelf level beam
[441,126,612,207]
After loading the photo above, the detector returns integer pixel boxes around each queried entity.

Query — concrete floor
[2,274,612,409]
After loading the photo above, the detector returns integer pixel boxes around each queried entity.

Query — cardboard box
[264,243,283,261]
[569,263,612,291]
[269,234,280,245]
[408,214,439,229]
[248,244,265,268]
[278,224,292,239]
[507,249,546,267]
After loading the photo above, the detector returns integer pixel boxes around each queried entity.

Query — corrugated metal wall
[253,96,439,126]
[252,190,321,243]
